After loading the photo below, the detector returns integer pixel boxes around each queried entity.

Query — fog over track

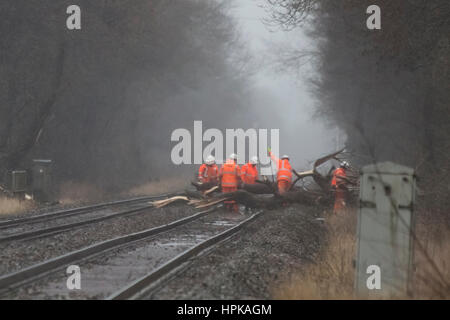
[231,1,339,169]
[0,1,339,197]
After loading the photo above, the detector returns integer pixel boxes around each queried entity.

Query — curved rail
[108,210,264,300]
[0,207,215,294]
[0,203,155,243]
[0,193,183,243]
[0,193,177,229]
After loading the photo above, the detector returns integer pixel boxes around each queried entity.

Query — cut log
[150,196,190,208]
[204,186,219,196]
[218,189,330,209]
[242,183,274,194]
[191,181,219,191]
[185,186,220,200]
[184,189,205,199]
[151,188,329,210]
[292,149,345,192]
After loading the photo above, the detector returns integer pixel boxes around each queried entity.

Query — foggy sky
[230,0,341,169]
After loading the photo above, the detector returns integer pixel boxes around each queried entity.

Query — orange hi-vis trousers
[333,188,346,213]
[277,180,291,195]
[222,186,238,212]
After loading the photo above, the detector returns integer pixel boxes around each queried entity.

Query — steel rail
[0,207,215,293]
[0,193,178,229]
[0,203,157,243]
[108,210,264,300]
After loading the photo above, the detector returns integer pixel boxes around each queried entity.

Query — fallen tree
[151,188,333,210]
[154,149,358,209]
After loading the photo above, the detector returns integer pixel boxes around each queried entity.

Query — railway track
[110,211,263,300]
[0,208,263,299]
[0,193,177,243]
[0,207,215,296]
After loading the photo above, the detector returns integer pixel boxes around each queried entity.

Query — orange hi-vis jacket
[198,164,219,183]
[220,159,241,188]
[241,163,258,184]
[269,152,293,183]
[331,168,346,187]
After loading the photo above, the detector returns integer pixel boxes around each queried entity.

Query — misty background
[230,1,339,167]
[1,0,448,214]
[0,0,338,195]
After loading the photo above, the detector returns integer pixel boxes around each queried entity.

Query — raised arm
[268,150,280,166]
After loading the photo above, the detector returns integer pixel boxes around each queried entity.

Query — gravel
[6,211,247,299]
[147,204,326,299]
[0,204,197,275]
[1,202,327,300]
[0,193,175,222]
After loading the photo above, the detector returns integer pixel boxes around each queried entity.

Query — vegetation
[0,0,251,193]
[267,0,450,298]
[272,209,450,299]
[267,0,449,214]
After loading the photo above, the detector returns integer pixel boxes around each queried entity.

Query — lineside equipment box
[356,162,416,298]
[32,159,53,202]
[6,170,28,193]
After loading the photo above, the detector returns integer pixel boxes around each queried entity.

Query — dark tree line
[0,1,252,192]
[267,0,450,213]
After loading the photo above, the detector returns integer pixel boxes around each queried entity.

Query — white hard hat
[229,153,238,160]
[205,155,215,165]
[250,156,258,165]
[340,161,350,168]
[281,155,289,160]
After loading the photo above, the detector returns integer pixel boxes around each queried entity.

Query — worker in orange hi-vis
[197,155,219,189]
[219,153,241,212]
[241,156,259,185]
[331,161,350,213]
[268,148,293,195]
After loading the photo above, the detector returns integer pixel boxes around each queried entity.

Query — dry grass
[59,181,106,205]
[272,208,450,300]
[272,209,357,299]
[59,176,189,205]
[126,177,188,197]
[412,214,450,299]
[0,196,34,216]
